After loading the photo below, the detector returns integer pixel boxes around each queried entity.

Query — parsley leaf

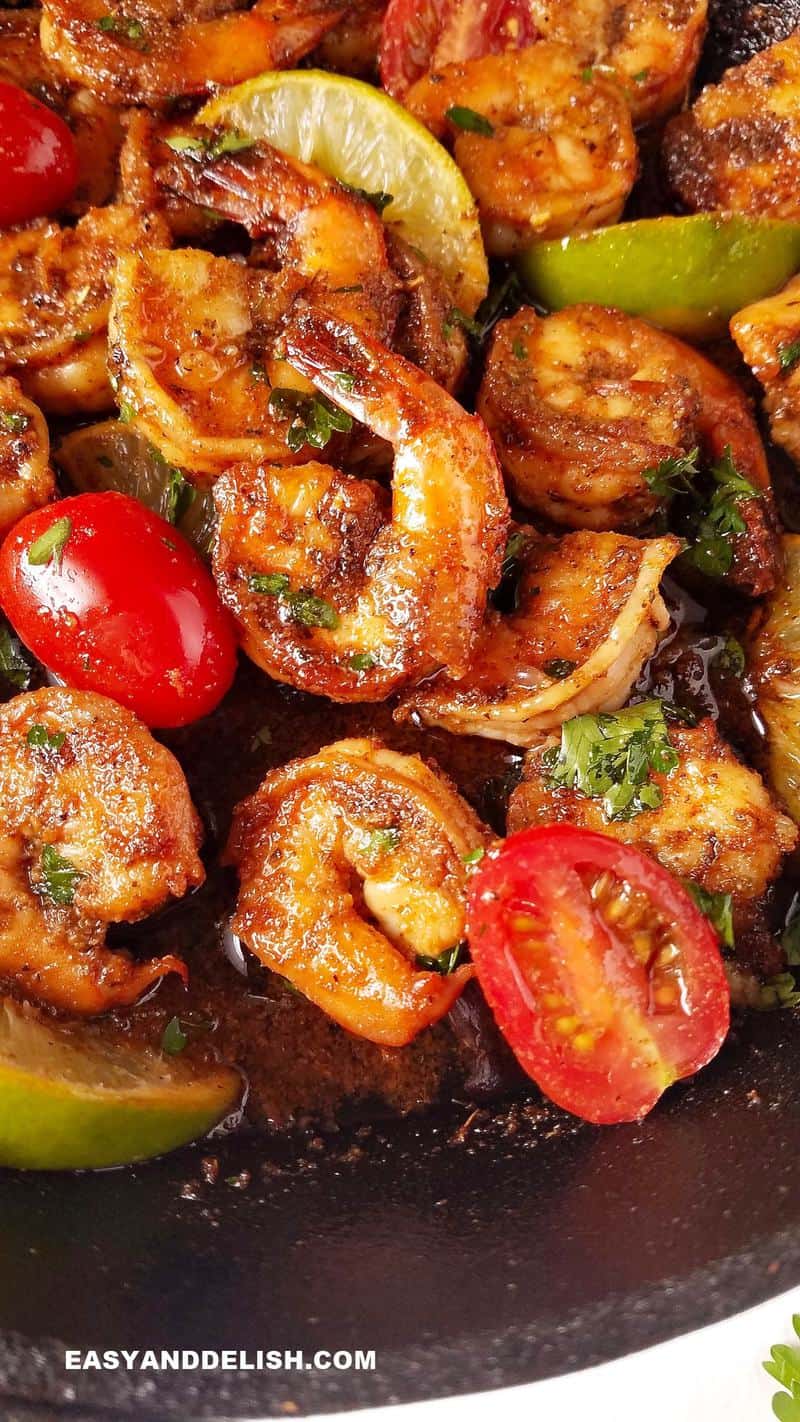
[642,446,700,498]
[684,881,734,949]
[0,620,31,690]
[248,572,339,629]
[26,725,66,753]
[543,658,577,681]
[349,651,376,672]
[164,129,253,162]
[164,467,194,526]
[95,13,148,46]
[38,844,84,907]
[249,572,290,597]
[542,700,678,821]
[416,942,467,975]
[442,306,482,342]
[462,847,485,866]
[682,445,760,578]
[268,387,353,454]
[779,339,800,374]
[161,1016,188,1055]
[363,826,401,856]
[339,181,394,214]
[445,105,494,136]
[0,410,30,435]
[27,516,72,571]
[764,1315,800,1420]
[713,635,746,678]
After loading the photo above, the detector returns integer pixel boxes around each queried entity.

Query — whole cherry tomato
[0,82,79,227]
[0,492,238,727]
[380,0,538,97]
[466,826,730,1124]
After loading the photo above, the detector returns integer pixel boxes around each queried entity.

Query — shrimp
[0,206,169,417]
[663,31,800,218]
[400,528,679,745]
[404,44,637,257]
[226,738,489,1046]
[477,304,781,595]
[0,688,204,1016]
[40,0,345,105]
[0,380,54,539]
[212,304,508,699]
[0,10,123,215]
[508,717,797,920]
[731,276,800,469]
[312,0,384,78]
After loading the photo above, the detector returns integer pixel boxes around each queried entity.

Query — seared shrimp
[0,380,54,538]
[664,31,800,218]
[313,0,384,77]
[478,304,780,595]
[401,529,679,745]
[509,717,797,919]
[731,276,800,469]
[213,306,508,699]
[40,0,344,105]
[0,10,123,215]
[226,739,488,1046]
[0,206,168,417]
[405,44,637,256]
[0,689,203,1015]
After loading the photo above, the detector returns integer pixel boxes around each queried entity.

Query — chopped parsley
[511,338,527,360]
[764,1313,800,1419]
[248,572,339,630]
[491,528,530,612]
[95,12,148,46]
[334,371,355,392]
[268,387,353,454]
[0,410,29,435]
[416,942,467,975]
[462,847,485,866]
[757,972,800,1010]
[164,129,253,162]
[161,1016,188,1055]
[249,573,290,597]
[118,400,137,423]
[779,338,800,374]
[27,516,72,571]
[713,634,746,678]
[684,882,734,949]
[581,66,595,82]
[164,467,194,526]
[543,658,577,681]
[363,826,401,857]
[26,725,66,753]
[349,651,376,672]
[442,305,482,342]
[541,699,678,821]
[38,844,84,907]
[632,67,650,82]
[445,105,494,136]
[340,181,394,215]
[682,446,761,579]
[0,621,31,690]
[642,446,700,499]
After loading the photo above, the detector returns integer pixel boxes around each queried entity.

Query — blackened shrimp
[400,528,679,745]
[477,304,780,595]
[212,306,508,699]
[0,379,54,538]
[0,689,204,1015]
[405,44,637,256]
[226,738,489,1046]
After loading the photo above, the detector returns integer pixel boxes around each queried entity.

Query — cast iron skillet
[5,4,800,1417]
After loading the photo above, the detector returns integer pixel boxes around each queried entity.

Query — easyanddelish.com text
[64,1349,377,1373]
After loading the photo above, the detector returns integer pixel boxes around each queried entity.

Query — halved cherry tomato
[0,82,79,228]
[0,493,237,727]
[466,826,730,1124]
[380,0,538,97]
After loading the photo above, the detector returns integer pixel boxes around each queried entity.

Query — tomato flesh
[380,0,538,97]
[0,493,237,727]
[0,82,79,227]
[467,826,730,1124]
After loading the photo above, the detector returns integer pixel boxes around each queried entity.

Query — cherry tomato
[380,0,538,97]
[0,493,237,728]
[466,826,730,1124]
[0,82,79,228]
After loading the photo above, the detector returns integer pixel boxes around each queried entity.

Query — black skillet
[4,4,800,1417]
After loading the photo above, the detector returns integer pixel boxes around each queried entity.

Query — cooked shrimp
[0,206,168,417]
[404,44,637,257]
[478,304,781,595]
[731,276,800,469]
[40,0,345,105]
[213,304,508,698]
[312,0,384,77]
[401,529,679,745]
[509,717,797,917]
[0,380,54,538]
[664,31,800,218]
[226,738,489,1046]
[0,688,204,1015]
[0,10,123,215]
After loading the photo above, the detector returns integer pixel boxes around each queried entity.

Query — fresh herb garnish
[164,467,194,526]
[542,700,678,821]
[268,387,353,454]
[334,371,355,392]
[118,400,137,423]
[632,67,650,82]
[161,1016,189,1055]
[764,1314,800,1420]
[682,446,761,578]
[642,446,700,498]
[248,572,339,629]
[511,339,527,360]
[0,410,29,435]
[349,651,375,671]
[779,339,800,374]
[27,516,72,571]
[96,12,148,46]
[27,725,66,753]
[249,573,291,597]
[38,844,84,907]
[445,105,494,136]
[758,972,800,1010]
[581,66,595,82]
[684,882,734,949]
[416,942,467,975]
[0,621,31,690]
[462,847,485,866]
[164,129,253,162]
[442,305,482,342]
[543,658,577,681]
[339,181,394,214]
[364,826,401,857]
[713,634,746,678]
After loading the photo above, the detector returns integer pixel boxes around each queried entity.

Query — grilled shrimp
[226,738,488,1046]
[312,0,384,77]
[213,305,508,698]
[404,44,637,257]
[0,689,203,1015]
[477,304,780,595]
[664,31,800,218]
[401,529,679,745]
[731,276,800,468]
[0,380,54,538]
[40,0,344,105]
[0,10,123,214]
[0,206,168,417]
[509,718,797,919]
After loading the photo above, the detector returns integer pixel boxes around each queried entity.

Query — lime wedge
[519,215,800,339]
[197,69,488,315]
[0,1000,241,1170]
